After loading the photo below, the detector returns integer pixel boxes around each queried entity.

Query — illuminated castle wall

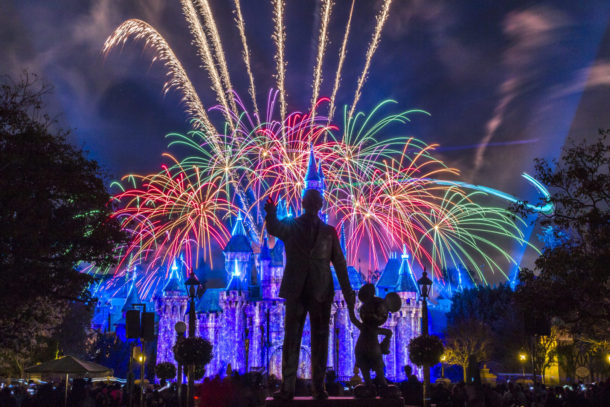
[153,148,422,381]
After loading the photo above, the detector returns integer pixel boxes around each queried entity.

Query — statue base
[265,397,406,407]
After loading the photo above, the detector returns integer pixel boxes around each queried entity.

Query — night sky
[2,0,610,273]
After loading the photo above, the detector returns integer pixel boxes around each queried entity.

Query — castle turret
[339,223,347,256]
[260,234,274,299]
[224,214,253,292]
[155,260,188,365]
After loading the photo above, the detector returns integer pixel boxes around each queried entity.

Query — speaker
[141,312,155,341]
[126,310,141,339]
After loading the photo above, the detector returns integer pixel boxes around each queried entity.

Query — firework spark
[272,0,287,139]
[232,0,260,121]
[328,0,355,127]
[348,0,393,120]
[179,0,234,129]
[102,19,215,133]
[193,0,238,113]
[310,0,334,125]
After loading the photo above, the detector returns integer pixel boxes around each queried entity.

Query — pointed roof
[195,288,222,313]
[376,255,402,291]
[122,271,141,313]
[332,266,366,291]
[317,162,324,179]
[396,247,419,293]
[260,234,271,261]
[224,214,252,253]
[163,260,186,294]
[305,144,320,182]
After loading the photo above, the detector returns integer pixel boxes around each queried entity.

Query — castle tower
[391,245,421,381]
[155,260,188,365]
[260,234,274,299]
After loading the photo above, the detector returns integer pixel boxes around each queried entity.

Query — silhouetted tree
[513,130,610,342]
[0,72,125,375]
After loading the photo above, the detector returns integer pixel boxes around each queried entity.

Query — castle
[93,148,424,382]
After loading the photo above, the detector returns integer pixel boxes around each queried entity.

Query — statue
[348,283,402,399]
[264,189,356,400]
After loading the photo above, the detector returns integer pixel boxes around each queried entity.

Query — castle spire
[162,259,187,295]
[260,232,271,261]
[305,143,320,182]
[231,212,247,237]
[122,268,142,312]
[396,244,418,293]
[340,223,347,256]
[303,143,324,197]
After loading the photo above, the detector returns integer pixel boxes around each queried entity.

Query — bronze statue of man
[265,189,356,400]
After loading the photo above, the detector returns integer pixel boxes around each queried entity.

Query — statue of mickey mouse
[348,283,402,399]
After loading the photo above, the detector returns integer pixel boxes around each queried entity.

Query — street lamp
[440,354,447,378]
[519,352,527,379]
[174,321,186,405]
[417,269,432,407]
[184,272,201,407]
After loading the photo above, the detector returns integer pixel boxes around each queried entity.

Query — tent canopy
[25,355,113,377]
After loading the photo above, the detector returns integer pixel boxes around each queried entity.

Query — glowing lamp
[440,355,446,362]
[417,269,432,299]
[184,272,200,299]
[519,352,527,362]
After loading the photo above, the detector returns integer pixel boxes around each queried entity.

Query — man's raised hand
[264,197,276,214]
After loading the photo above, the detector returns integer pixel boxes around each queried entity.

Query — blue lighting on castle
[90,148,477,382]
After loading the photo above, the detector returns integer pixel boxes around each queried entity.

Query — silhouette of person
[265,189,355,400]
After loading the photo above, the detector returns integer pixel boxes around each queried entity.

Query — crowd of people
[1,371,609,407]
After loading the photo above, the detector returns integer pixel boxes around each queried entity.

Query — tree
[0,73,125,375]
[156,362,177,386]
[447,284,527,371]
[513,130,610,341]
[444,320,492,382]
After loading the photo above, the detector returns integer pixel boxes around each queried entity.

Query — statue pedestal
[265,397,406,407]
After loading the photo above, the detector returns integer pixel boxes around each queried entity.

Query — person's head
[302,189,323,214]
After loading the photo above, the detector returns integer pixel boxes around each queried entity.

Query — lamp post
[440,354,447,378]
[174,321,186,405]
[184,272,200,407]
[417,269,432,407]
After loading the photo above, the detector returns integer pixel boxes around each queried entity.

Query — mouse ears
[358,283,376,302]
[384,292,402,312]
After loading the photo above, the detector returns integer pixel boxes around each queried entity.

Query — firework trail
[348,0,393,120]
[113,153,235,270]
[272,0,287,139]
[103,19,215,133]
[193,0,238,114]
[178,0,234,130]
[232,0,260,121]
[310,0,334,126]
[327,0,355,127]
